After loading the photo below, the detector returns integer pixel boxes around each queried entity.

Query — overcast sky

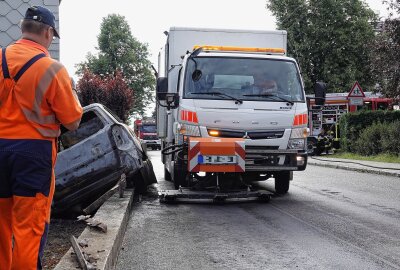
[59,0,277,77]
[59,0,388,79]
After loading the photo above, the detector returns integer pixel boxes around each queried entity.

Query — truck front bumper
[245,149,307,172]
[142,139,161,148]
[187,137,307,173]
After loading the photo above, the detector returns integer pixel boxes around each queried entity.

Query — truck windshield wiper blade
[242,94,294,105]
[193,91,243,104]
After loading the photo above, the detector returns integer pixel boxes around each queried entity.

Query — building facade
[0,0,60,60]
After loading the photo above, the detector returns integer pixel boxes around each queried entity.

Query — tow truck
[156,27,323,203]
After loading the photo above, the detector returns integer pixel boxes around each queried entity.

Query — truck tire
[307,137,317,156]
[274,171,290,195]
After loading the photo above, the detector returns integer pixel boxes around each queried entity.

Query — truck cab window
[184,57,304,102]
[141,125,157,133]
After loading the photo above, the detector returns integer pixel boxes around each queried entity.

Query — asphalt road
[116,151,400,270]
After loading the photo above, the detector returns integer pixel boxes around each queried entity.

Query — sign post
[347,81,365,106]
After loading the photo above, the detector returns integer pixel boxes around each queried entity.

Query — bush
[353,120,400,156]
[381,121,400,156]
[339,110,400,152]
[354,122,384,156]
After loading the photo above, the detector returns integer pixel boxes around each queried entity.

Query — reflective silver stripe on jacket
[21,61,63,137]
[37,127,60,137]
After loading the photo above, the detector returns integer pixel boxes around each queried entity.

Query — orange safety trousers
[0,139,55,270]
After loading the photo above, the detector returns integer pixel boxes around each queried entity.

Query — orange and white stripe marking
[188,138,245,172]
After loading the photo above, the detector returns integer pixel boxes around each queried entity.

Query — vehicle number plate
[198,155,238,165]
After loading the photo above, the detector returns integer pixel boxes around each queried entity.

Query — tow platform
[158,187,272,203]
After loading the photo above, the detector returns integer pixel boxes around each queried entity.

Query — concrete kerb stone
[307,160,400,178]
[54,189,134,270]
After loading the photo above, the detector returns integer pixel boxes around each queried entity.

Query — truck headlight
[288,127,309,149]
[178,123,201,137]
[288,139,305,149]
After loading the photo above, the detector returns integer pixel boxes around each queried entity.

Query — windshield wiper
[242,93,294,105]
[193,91,243,104]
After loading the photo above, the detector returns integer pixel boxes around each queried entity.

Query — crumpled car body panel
[53,103,148,213]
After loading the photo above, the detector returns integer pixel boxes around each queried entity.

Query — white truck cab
[157,27,315,195]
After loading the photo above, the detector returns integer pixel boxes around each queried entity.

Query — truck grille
[247,131,284,139]
[144,135,158,140]
[207,129,284,140]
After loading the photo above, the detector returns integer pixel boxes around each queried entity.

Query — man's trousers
[0,139,55,270]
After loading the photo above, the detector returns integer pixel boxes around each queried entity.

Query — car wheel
[274,171,290,195]
[133,168,147,194]
[144,160,157,184]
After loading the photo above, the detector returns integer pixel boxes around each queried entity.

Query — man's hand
[63,119,80,131]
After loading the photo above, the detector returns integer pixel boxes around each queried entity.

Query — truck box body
[157,27,308,194]
[160,27,287,92]
[166,27,287,69]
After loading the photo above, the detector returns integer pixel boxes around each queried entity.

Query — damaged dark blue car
[53,103,156,213]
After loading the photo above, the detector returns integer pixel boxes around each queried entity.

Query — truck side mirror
[314,81,327,106]
[165,93,179,109]
[157,77,168,100]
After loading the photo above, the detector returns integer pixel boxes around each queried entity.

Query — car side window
[58,110,105,151]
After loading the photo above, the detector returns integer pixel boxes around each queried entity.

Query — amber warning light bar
[193,45,286,55]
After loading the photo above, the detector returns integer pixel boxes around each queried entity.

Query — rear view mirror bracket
[156,77,179,110]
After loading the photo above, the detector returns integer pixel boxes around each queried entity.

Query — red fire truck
[134,118,161,150]
[307,92,394,155]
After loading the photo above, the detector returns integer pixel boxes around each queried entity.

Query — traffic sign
[349,97,364,106]
[348,81,365,97]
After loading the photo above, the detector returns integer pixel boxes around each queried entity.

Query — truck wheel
[274,171,290,195]
[307,137,317,156]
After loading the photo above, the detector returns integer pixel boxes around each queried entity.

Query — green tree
[369,0,400,97]
[77,14,155,115]
[267,0,377,93]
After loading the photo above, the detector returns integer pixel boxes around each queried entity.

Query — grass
[327,151,400,163]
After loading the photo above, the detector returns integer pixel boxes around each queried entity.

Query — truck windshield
[141,125,157,133]
[184,57,304,102]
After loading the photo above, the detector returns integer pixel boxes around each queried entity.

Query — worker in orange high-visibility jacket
[0,6,83,270]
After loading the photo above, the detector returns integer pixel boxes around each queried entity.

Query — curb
[308,160,400,178]
[54,189,134,269]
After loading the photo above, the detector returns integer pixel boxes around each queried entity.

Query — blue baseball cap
[24,6,60,38]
